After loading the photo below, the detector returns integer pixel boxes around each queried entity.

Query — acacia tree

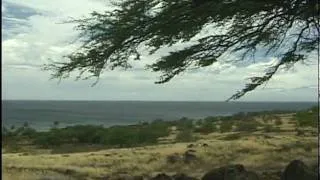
[45,0,319,100]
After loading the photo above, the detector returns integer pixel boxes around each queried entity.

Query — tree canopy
[44,0,319,100]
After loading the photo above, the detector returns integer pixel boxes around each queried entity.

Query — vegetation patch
[294,107,318,128]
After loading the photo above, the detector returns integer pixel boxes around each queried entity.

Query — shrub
[11,126,37,138]
[34,132,63,147]
[194,118,218,134]
[236,121,259,132]
[303,145,312,152]
[219,116,232,121]
[203,116,219,123]
[219,121,233,133]
[262,115,269,123]
[176,118,194,130]
[296,117,317,127]
[20,127,37,138]
[23,122,29,128]
[195,125,218,134]
[294,107,317,127]
[220,133,241,141]
[10,125,16,130]
[274,119,283,126]
[176,129,194,142]
[195,119,203,127]
[232,112,247,120]
[30,120,171,148]
[296,129,305,136]
[263,125,281,132]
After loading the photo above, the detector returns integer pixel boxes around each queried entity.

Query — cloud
[2,0,318,101]
[2,4,6,12]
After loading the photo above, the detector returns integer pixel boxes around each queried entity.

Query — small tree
[23,122,29,128]
[262,115,269,124]
[10,125,15,130]
[53,121,60,129]
[195,119,203,127]
[219,121,233,133]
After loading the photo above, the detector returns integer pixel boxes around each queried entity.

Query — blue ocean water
[2,100,316,131]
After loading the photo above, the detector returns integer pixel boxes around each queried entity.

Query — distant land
[2,100,316,131]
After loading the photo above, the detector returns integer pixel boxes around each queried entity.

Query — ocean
[2,100,316,131]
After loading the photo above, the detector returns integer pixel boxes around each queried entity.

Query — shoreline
[2,109,306,132]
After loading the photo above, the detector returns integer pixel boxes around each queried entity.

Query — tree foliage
[44,0,319,100]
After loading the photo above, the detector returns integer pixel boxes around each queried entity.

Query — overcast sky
[2,0,318,101]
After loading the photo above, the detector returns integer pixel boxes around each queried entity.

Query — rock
[64,169,76,175]
[183,151,197,163]
[148,156,159,163]
[112,174,144,180]
[202,143,209,147]
[311,162,319,174]
[95,175,111,180]
[260,171,281,180]
[133,176,144,180]
[113,174,132,180]
[245,171,260,180]
[37,177,61,180]
[187,144,195,148]
[167,153,181,164]
[172,173,198,180]
[281,160,317,180]
[202,164,259,180]
[185,149,196,154]
[262,134,273,139]
[150,173,173,180]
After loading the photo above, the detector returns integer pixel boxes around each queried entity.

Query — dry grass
[2,114,318,180]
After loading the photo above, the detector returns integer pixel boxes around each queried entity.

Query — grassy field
[2,113,318,180]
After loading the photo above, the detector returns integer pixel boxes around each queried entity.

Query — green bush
[263,125,281,132]
[7,120,169,148]
[203,116,220,123]
[236,121,259,132]
[262,115,269,123]
[274,118,283,126]
[294,110,317,127]
[175,129,194,142]
[194,118,218,134]
[9,126,37,138]
[296,128,305,136]
[195,119,203,127]
[195,125,217,134]
[176,117,194,130]
[303,145,312,152]
[220,121,233,133]
[34,130,65,147]
[232,112,247,120]
[20,128,37,138]
[220,133,241,141]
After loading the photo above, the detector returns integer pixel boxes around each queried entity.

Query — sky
[2,0,318,101]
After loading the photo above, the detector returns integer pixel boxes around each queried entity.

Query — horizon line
[2,99,317,103]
